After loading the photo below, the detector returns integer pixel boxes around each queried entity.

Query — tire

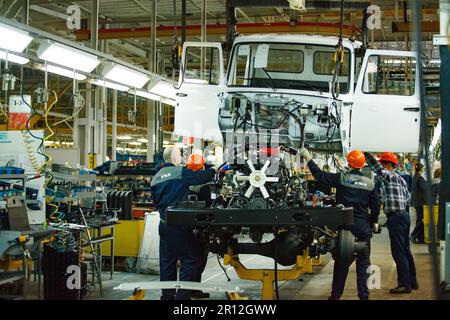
[338,230,355,267]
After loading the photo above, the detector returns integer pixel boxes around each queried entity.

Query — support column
[21,0,29,24]
[112,90,117,161]
[90,0,99,167]
[201,0,207,42]
[91,0,99,51]
[83,84,93,167]
[147,0,158,162]
[439,45,449,241]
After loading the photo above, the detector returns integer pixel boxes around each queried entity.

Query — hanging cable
[52,94,85,127]
[331,0,346,100]
[39,90,58,179]
[172,0,184,90]
[274,241,280,300]
[216,254,231,282]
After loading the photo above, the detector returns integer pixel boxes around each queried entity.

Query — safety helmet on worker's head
[379,152,398,167]
[186,154,206,172]
[346,150,365,169]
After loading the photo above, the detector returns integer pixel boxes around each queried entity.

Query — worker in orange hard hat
[365,151,417,294]
[186,154,206,172]
[186,152,212,299]
[300,147,380,300]
[346,150,366,169]
[151,147,216,300]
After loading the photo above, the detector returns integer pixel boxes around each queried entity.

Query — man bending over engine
[300,148,381,300]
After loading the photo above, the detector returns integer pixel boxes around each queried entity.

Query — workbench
[0,226,53,299]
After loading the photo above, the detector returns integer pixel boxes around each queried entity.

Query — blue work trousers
[387,211,417,288]
[159,222,204,300]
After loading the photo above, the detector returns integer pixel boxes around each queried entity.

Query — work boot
[389,286,412,294]
[411,282,419,290]
[328,295,340,300]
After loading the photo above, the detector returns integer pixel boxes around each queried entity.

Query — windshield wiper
[259,68,277,92]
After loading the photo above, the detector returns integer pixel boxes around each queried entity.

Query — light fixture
[92,79,129,92]
[185,79,208,84]
[163,140,169,145]
[104,63,149,89]
[137,138,148,143]
[134,90,161,102]
[37,40,100,73]
[39,64,87,81]
[128,141,142,146]
[117,135,132,140]
[0,23,33,52]
[0,50,29,65]
[148,82,177,100]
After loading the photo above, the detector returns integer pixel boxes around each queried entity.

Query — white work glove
[300,147,313,162]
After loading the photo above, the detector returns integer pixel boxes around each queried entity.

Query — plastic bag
[136,211,160,275]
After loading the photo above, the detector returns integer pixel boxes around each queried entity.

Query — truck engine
[167,92,366,267]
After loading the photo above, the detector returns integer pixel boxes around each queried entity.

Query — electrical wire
[216,254,231,282]
[39,90,58,187]
[274,241,280,300]
[20,79,56,189]
[52,94,85,127]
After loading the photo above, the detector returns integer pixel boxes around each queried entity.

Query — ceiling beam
[236,8,252,22]
[131,0,166,20]
[74,21,362,41]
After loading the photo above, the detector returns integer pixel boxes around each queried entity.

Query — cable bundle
[51,228,78,253]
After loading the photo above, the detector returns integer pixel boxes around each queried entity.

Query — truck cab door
[174,42,225,143]
[350,50,421,153]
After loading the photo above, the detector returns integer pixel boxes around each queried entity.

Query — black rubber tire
[338,229,355,267]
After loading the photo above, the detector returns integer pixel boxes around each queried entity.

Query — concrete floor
[85,215,437,300]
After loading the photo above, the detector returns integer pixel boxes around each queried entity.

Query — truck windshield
[228,42,351,93]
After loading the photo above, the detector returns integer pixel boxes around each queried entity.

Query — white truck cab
[174,34,421,153]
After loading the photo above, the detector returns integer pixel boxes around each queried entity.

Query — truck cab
[174,34,421,154]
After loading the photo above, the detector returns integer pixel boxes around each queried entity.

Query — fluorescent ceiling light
[40,64,86,80]
[148,82,177,100]
[104,64,149,88]
[0,23,33,52]
[92,79,129,92]
[0,50,29,65]
[37,40,100,73]
[137,138,148,143]
[135,90,161,102]
[185,79,208,84]
[128,141,142,146]
[117,135,132,140]
[161,98,177,107]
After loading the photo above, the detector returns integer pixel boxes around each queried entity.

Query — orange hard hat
[186,154,206,172]
[379,152,398,167]
[346,150,366,169]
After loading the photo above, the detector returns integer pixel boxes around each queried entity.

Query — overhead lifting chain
[331,0,346,100]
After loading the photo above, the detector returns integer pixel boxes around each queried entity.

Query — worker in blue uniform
[300,148,381,300]
[151,147,215,300]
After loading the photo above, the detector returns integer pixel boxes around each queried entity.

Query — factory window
[184,46,221,85]
[363,55,416,96]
